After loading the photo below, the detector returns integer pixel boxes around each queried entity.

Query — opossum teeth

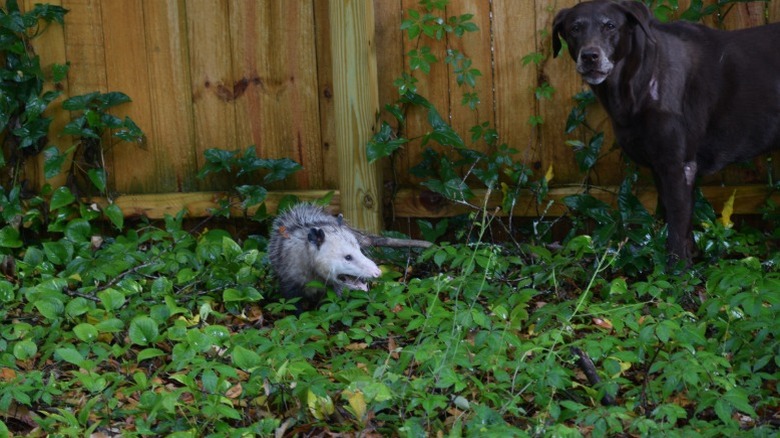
[337,274,370,291]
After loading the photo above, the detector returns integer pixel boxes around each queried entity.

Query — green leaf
[0,280,15,302]
[655,319,679,343]
[198,148,238,178]
[43,146,69,179]
[104,203,124,230]
[114,116,144,143]
[50,186,76,211]
[367,122,407,163]
[97,91,132,110]
[65,218,91,242]
[55,346,85,366]
[563,194,615,225]
[236,185,268,209]
[261,158,302,184]
[62,92,100,111]
[128,316,159,346]
[13,339,37,360]
[408,47,437,74]
[65,297,91,317]
[232,345,263,371]
[220,236,242,261]
[714,398,733,425]
[30,3,68,24]
[98,288,126,311]
[609,278,629,296]
[222,287,262,303]
[137,348,166,362]
[73,323,99,343]
[723,388,758,417]
[42,241,72,265]
[95,318,124,333]
[34,297,64,320]
[417,219,447,242]
[51,62,69,82]
[421,177,473,202]
[87,168,107,192]
[0,227,23,248]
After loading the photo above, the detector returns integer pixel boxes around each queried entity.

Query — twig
[571,347,616,406]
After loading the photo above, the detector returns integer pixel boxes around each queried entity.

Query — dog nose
[580,48,600,64]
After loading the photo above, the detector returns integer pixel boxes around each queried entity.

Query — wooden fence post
[329,0,382,232]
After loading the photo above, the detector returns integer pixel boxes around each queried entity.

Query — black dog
[553,0,780,264]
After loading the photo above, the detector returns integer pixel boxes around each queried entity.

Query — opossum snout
[349,255,381,278]
[341,252,381,279]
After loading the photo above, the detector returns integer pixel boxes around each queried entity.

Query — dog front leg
[653,163,696,266]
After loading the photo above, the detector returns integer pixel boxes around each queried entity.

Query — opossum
[267,203,432,310]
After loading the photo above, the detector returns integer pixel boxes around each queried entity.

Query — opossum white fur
[267,204,382,307]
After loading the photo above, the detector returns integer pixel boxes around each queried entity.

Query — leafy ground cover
[0,194,778,437]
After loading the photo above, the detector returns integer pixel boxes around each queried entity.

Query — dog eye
[604,22,616,31]
[570,23,581,33]
[345,255,353,261]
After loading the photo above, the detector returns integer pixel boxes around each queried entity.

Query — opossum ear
[307,227,325,249]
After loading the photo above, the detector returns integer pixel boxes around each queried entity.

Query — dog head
[553,0,655,85]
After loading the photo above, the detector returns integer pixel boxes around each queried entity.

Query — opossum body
[267,204,382,308]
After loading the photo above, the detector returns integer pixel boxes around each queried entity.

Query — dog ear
[552,8,570,58]
[617,0,657,44]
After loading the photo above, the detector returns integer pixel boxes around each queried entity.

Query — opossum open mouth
[337,275,370,291]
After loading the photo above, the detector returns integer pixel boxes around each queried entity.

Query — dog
[553,0,780,264]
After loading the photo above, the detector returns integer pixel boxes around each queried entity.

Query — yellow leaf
[720,189,736,228]
[176,314,200,327]
[344,389,367,421]
[307,389,334,420]
[544,164,554,183]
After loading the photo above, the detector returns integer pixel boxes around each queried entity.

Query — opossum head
[307,226,381,293]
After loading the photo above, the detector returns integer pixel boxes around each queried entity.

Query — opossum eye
[345,255,353,261]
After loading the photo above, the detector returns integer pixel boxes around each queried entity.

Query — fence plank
[400,0,451,185]
[229,0,323,190]
[492,0,541,173]
[374,0,405,191]
[61,0,107,96]
[330,0,382,232]
[770,0,780,22]
[313,1,339,189]
[59,0,108,192]
[539,0,585,184]
[100,1,156,193]
[142,0,197,193]
[185,0,236,191]
[446,0,494,151]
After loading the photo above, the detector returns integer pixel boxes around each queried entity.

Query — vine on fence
[0,0,147,235]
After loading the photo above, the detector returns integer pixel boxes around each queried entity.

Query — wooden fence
[21,0,780,231]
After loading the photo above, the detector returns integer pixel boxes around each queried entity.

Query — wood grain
[330,0,383,232]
